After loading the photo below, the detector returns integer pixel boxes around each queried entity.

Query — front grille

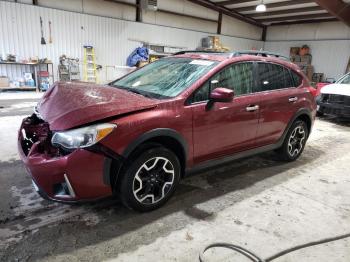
[321,94,350,105]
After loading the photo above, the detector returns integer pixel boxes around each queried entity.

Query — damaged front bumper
[317,94,350,118]
[18,114,114,202]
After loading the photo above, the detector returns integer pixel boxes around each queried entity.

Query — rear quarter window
[291,71,302,87]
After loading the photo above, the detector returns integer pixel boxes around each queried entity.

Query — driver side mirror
[206,87,234,110]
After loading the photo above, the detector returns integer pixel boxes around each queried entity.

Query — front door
[189,62,260,164]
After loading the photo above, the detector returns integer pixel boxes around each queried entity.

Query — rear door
[255,62,301,146]
[189,62,261,164]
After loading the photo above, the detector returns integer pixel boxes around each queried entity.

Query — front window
[337,73,350,85]
[110,58,218,99]
[191,62,254,103]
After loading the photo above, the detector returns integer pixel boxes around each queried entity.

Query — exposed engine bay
[20,114,61,157]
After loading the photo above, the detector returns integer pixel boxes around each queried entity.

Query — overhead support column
[314,0,350,27]
[261,26,267,42]
[217,12,222,35]
[136,0,142,22]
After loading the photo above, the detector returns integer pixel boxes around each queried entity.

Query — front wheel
[276,120,309,161]
[118,146,181,212]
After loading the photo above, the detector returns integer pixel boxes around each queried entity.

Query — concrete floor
[0,93,350,262]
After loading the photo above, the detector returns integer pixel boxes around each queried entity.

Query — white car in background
[317,72,350,118]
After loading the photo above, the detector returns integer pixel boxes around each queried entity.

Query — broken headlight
[51,123,116,150]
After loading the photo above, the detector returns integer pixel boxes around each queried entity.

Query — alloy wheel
[288,125,306,157]
[133,157,175,204]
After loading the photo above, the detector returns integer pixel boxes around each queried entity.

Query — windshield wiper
[124,87,153,98]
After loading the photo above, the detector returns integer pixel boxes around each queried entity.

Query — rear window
[257,63,294,91]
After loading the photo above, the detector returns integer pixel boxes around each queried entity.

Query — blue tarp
[126,47,149,67]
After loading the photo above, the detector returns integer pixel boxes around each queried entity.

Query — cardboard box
[300,54,312,64]
[306,65,314,81]
[290,47,300,56]
[0,76,9,87]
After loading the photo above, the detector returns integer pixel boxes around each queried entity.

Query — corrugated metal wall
[264,22,350,80]
[0,1,263,84]
[264,40,350,80]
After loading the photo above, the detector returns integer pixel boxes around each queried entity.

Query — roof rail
[173,50,290,61]
[173,50,225,55]
[230,50,289,60]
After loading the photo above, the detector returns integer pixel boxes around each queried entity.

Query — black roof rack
[173,50,226,55]
[173,50,290,61]
[230,50,289,60]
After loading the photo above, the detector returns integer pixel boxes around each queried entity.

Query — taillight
[307,86,318,97]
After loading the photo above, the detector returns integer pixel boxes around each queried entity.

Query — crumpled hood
[38,82,158,130]
[321,83,350,96]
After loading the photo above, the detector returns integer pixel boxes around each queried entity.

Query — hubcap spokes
[288,126,306,157]
[133,157,175,204]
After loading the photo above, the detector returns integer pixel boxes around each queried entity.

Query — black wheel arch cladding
[122,128,188,164]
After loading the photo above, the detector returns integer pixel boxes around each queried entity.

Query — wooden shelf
[0,86,37,91]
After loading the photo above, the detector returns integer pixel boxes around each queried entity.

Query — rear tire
[276,120,309,162]
[118,146,181,212]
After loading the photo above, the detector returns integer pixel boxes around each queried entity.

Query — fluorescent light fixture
[256,1,266,12]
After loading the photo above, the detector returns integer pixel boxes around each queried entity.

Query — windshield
[110,58,218,99]
[337,73,350,85]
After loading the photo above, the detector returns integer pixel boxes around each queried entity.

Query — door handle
[288,97,298,102]
[246,105,259,112]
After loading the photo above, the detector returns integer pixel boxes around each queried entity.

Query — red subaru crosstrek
[18,51,316,212]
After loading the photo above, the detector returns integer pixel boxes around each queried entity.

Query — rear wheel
[277,120,308,161]
[118,146,181,212]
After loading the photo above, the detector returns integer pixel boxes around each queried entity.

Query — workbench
[0,61,54,92]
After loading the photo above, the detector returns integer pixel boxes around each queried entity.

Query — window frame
[290,69,303,88]
[187,61,258,105]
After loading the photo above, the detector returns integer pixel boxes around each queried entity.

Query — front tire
[118,146,181,212]
[277,120,309,161]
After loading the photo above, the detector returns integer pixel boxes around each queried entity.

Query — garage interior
[0,0,350,261]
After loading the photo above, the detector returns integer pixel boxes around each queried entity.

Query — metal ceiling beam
[233,0,313,13]
[187,0,264,27]
[250,6,324,18]
[270,18,338,26]
[257,13,333,23]
[216,0,256,6]
[105,0,217,23]
[313,0,350,26]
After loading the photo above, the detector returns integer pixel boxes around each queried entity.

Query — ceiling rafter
[216,0,256,6]
[269,18,338,26]
[187,0,264,27]
[233,0,315,13]
[250,6,325,18]
[257,13,334,23]
[313,0,350,26]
